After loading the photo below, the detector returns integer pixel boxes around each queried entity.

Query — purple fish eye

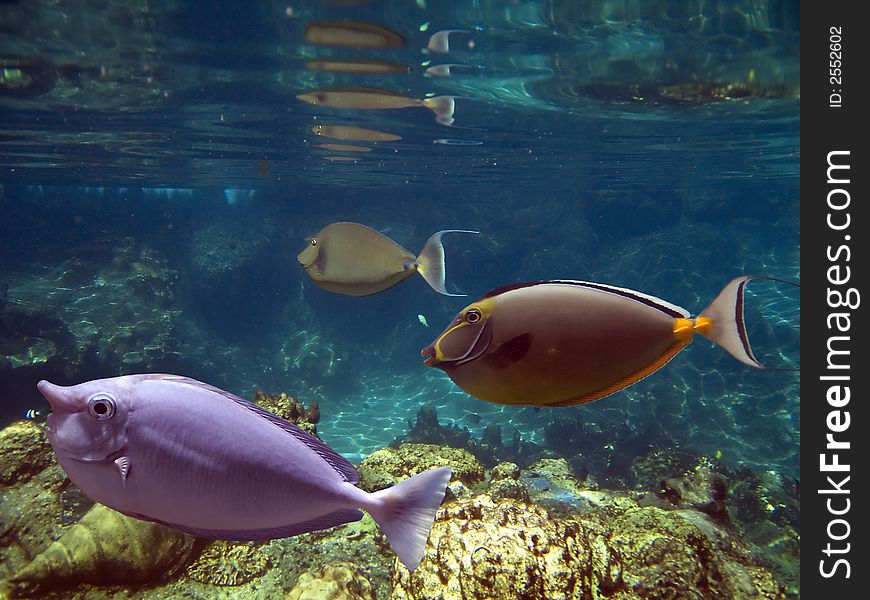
[465,308,482,324]
[87,393,117,421]
[403,261,411,269]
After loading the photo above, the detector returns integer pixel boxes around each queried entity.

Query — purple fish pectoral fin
[415,229,479,296]
[114,456,130,486]
[156,509,364,541]
[698,275,800,370]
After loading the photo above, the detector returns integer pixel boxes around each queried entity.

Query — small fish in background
[297,222,477,297]
[417,314,429,327]
[422,276,799,407]
[304,21,406,49]
[37,375,452,571]
[463,412,481,425]
[297,87,456,126]
[258,159,270,176]
[24,408,42,420]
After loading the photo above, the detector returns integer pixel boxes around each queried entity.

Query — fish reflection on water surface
[297,87,456,126]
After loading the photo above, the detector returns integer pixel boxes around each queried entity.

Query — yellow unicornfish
[297,87,456,125]
[297,222,477,297]
[421,276,798,407]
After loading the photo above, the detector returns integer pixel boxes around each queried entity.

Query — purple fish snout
[37,380,82,413]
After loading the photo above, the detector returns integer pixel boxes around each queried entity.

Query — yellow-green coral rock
[0,421,53,486]
[488,461,528,502]
[9,503,196,597]
[392,494,591,600]
[358,444,484,492]
[392,493,786,600]
[185,541,269,586]
[286,562,375,600]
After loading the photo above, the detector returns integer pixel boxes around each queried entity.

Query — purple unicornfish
[37,374,452,571]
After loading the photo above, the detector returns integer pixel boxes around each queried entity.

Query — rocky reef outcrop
[358,443,485,495]
[286,561,375,600]
[0,403,794,599]
[393,493,785,599]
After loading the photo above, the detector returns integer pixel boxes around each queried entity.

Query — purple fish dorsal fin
[145,375,359,484]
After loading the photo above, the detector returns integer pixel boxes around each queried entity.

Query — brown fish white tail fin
[697,275,799,370]
[416,229,478,296]
[422,96,455,125]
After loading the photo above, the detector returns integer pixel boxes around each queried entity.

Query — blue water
[1,0,799,480]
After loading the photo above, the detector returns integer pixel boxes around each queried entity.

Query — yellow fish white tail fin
[416,229,478,296]
[422,96,455,126]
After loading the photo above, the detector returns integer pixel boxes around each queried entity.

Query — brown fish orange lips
[421,346,437,367]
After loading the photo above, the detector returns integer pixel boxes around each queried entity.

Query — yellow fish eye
[464,308,481,323]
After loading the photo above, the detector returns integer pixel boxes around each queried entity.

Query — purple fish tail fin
[697,275,800,370]
[366,466,452,571]
[416,229,478,296]
[422,96,455,125]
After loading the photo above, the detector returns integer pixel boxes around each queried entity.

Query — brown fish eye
[465,309,481,324]
[87,394,116,421]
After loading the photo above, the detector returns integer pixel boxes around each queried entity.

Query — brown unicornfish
[297,222,478,297]
[297,87,456,125]
[421,276,799,407]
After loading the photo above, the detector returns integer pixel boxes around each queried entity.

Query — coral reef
[9,504,196,597]
[275,514,393,600]
[390,404,551,469]
[390,404,474,451]
[393,494,785,600]
[521,458,590,511]
[185,541,269,586]
[0,421,53,486]
[254,390,321,437]
[2,238,180,380]
[285,562,375,600]
[358,443,485,493]
[392,494,590,600]
[657,465,730,525]
[0,408,796,598]
[487,461,528,502]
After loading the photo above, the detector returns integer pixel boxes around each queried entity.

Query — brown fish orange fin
[421,96,456,125]
[697,275,800,370]
[544,339,691,407]
[415,229,478,296]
